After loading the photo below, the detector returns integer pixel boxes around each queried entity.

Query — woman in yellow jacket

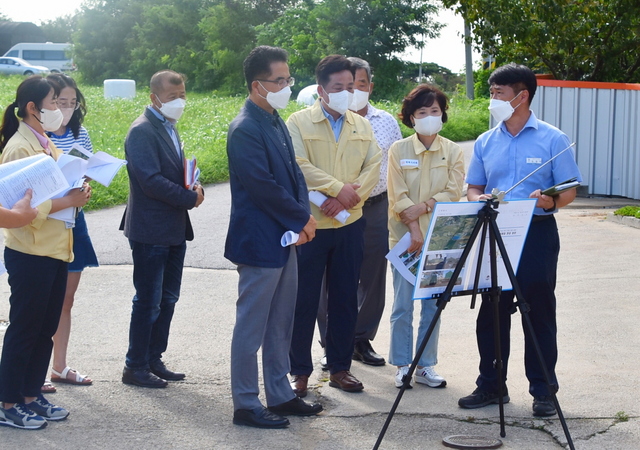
[387,84,465,390]
[0,76,91,430]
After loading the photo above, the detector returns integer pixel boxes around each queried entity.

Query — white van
[3,42,74,72]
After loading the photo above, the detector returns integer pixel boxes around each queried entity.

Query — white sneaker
[415,366,446,388]
[394,366,413,389]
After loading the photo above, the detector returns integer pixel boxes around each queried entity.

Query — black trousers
[0,248,67,403]
[475,215,560,397]
[290,219,365,375]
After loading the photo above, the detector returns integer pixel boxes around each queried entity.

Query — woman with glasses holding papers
[0,76,91,430]
[42,73,98,392]
[387,85,465,391]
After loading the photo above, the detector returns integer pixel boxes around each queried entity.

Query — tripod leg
[374,212,489,449]
[488,218,575,450]
[488,224,507,438]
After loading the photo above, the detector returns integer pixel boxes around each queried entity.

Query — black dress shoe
[150,360,185,381]
[233,407,290,429]
[353,340,386,366]
[268,396,323,416]
[122,367,168,388]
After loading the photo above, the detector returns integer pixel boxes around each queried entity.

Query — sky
[2,1,482,73]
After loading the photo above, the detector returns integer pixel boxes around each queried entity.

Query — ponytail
[0,103,20,153]
[0,76,58,154]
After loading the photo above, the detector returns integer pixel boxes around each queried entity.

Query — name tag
[526,157,542,164]
[400,159,419,167]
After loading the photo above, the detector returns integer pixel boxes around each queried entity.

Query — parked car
[0,57,50,76]
[3,43,74,72]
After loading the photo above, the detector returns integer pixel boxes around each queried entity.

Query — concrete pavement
[1,142,639,449]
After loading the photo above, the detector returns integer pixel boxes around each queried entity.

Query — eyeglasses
[57,100,80,110]
[256,77,295,88]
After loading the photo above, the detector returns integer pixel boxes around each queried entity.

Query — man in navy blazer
[226,46,321,429]
[120,70,204,388]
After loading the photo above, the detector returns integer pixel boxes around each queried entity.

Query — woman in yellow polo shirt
[0,76,91,430]
[387,84,465,390]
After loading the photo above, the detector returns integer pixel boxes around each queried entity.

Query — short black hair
[243,46,289,93]
[399,84,449,128]
[315,55,355,87]
[488,63,537,103]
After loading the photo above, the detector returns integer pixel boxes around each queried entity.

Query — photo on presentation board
[412,199,536,300]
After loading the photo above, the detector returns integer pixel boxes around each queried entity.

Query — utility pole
[464,19,474,100]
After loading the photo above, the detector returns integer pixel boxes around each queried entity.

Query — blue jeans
[389,267,440,368]
[125,240,186,369]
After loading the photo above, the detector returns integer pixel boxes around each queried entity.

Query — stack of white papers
[0,154,69,209]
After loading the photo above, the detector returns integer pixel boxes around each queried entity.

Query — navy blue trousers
[0,248,67,403]
[290,219,365,375]
[475,215,560,397]
[126,240,186,369]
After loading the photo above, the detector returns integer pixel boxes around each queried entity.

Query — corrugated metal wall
[528,80,640,199]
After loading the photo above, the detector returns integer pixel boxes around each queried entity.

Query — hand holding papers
[309,191,350,224]
[0,154,69,209]
[184,156,200,190]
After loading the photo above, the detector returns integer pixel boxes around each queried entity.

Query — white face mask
[488,91,523,123]
[61,108,75,127]
[349,89,369,112]
[156,96,186,121]
[413,114,443,136]
[39,108,64,132]
[259,82,291,110]
[322,89,352,115]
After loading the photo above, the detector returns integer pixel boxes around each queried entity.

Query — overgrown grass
[0,75,489,210]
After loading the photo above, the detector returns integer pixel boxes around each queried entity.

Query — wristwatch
[424,201,432,213]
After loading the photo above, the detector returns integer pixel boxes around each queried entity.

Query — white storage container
[103,79,136,99]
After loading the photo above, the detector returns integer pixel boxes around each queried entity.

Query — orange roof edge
[537,79,640,91]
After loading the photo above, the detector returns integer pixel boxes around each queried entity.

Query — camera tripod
[374,199,575,450]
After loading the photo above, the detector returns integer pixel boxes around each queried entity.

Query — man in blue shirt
[460,63,582,417]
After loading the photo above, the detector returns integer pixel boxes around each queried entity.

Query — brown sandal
[41,380,57,393]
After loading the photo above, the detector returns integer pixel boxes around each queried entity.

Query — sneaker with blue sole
[0,403,47,429]
[26,395,69,421]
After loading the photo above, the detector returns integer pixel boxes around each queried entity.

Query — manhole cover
[442,435,502,449]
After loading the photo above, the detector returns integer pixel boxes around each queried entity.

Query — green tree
[257,0,443,98]
[127,0,214,90]
[40,15,78,43]
[73,0,145,83]
[443,0,640,82]
[199,0,297,93]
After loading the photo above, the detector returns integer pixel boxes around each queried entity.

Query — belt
[365,191,387,206]
[531,214,554,223]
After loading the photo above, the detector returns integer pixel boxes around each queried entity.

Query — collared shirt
[466,110,582,216]
[286,100,382,229]
[246,99,292,165]
[387,133,465,247]
[1,121,72,262]
[148,106,181,157]
[365,104,403,197]
[320,102,345,141]
[25,122,50,153]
